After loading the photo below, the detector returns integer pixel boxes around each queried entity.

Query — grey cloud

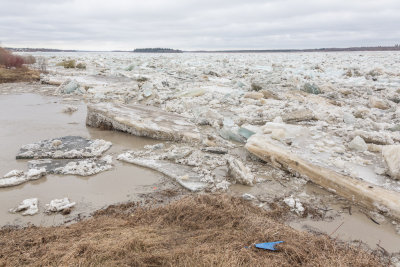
[0,0,399,50]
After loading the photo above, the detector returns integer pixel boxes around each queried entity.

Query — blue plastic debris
[254,241,284,251]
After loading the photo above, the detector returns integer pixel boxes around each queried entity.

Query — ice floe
[28,155,113,176]
[45,198,76,213]
[0,168,46,188]
[17,136,112,159]
[9,198,39,216]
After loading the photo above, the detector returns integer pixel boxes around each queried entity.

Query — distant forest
[192,45,400,53]
[133,48,183,53]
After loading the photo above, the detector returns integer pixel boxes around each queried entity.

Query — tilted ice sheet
[248,122,400,193]
[117,152,207,191]
[87,102,201,143]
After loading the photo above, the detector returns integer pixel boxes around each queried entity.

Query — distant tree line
[192,45,400,53]
[3,45,400,53]
[133,48,183,53]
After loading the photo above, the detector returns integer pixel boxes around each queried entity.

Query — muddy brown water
[231,183,400,253]
[0,93,164,226]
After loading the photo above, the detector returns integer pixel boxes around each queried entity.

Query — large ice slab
[86,103,201,143]
[246,134,400,220]
[117,152,207,191]
[16,136,112,159]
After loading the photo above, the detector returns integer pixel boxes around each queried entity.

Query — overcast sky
[0,0,399,50]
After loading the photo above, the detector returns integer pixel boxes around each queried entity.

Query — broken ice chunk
[238,127,256,140]
[9,198,39,216]
[227,157,255,186]
[143,88,153,98]
[284,196,304,215]
[382,145,400,180]
[242,193,256,200]
[201,147,228,154]
[0,168,46,188]
[215,180,231,191]
[271,129,286,141]
[348,136,367,152]
[144,143,165,150]
[26,168,47,179]
[62,105,78,113]
[58,79,84,94]
[45,198,76,213]
[17,136,112,159]
[178,88,206,97]
[302,83,321,94]
[282,108,316,123]
[3,169,24,178]
[220,124,246,143]
[28,156,113,176]
[369,96,389,110]
[243,92,263,100]
[353,130,393,145]
[223,117,235,127]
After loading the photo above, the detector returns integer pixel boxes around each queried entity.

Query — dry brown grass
[0,66,40,83]
[0,194,384,266]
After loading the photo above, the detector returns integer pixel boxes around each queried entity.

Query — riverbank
[0,194,386,266]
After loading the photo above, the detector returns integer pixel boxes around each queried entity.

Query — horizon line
[4,44,400,53]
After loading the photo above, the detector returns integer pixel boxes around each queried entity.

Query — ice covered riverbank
[2,51,400,253]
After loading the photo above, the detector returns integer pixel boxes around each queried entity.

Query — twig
[376,244,390,257]
[363,213,380,225]
[275,179,287,188]
[342,206,352,215]
[329,221,344,236]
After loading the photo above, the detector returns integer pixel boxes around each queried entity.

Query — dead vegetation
[0,67,40,83]
[0,194,384,266]
[56,59,86,69]
[0,47,40,83]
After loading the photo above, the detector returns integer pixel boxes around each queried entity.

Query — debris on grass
[0,195,385,266]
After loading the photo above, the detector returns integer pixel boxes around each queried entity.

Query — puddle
[289,210,400,253]
[0,93,164,226]
[296,183,400,253]
[231,182,400,253]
